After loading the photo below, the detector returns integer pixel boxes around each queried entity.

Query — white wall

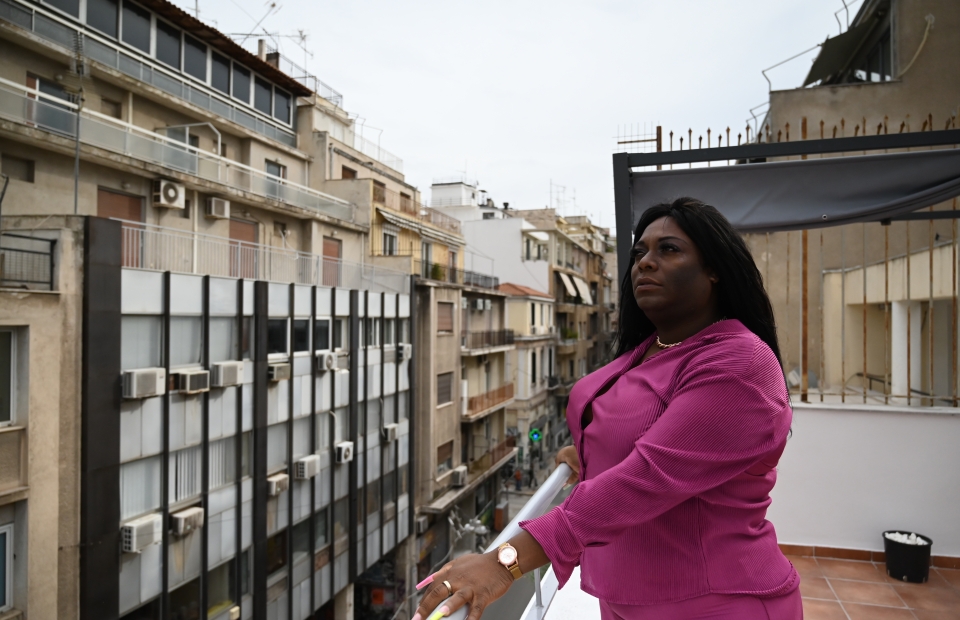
[463,219,551,293]
[769,403,960,557]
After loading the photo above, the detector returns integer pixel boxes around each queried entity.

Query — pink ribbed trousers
[598,587,803,620]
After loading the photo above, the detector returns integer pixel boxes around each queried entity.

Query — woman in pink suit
[414,198,801,620]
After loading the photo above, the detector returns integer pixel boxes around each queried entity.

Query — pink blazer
[520,320,798,605]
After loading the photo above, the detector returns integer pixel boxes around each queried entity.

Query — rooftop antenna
[239,2,281,46]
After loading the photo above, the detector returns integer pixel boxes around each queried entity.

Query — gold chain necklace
[654,317,727,350]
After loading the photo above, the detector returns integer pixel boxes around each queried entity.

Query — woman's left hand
[413,551,515,620]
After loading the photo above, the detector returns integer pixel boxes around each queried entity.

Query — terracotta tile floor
[790,555,960,619]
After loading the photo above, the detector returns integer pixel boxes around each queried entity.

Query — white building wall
[462,219,552,293]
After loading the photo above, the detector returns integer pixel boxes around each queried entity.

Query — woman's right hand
[555,445,580,485]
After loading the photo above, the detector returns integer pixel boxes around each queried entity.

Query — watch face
[498,546,518,565]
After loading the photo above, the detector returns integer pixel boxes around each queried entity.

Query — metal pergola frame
[613,128,960,283]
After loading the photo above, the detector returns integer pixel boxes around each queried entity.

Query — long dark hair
[612,197,782,366]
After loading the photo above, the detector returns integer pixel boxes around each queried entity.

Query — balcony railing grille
[0,233,56,290]
[117,220,410,293]
[462,330,515,349]
[466,436,516,475]
[413,259,499,290]
[0,78,354,222]
[467,383,514,416]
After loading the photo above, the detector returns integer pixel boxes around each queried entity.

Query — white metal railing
[264,46,344,108]
[353,133,404,173]
[432,464,572,620]
[0,76,356,223]
[117,220,410,293]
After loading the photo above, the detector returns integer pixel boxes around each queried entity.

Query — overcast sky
[173,0,860,232]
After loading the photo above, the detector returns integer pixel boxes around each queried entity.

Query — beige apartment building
[745,0,960,404]
[0,0,425,617]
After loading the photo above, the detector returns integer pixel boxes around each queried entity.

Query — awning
[557,272,577,297]
[525,230,549,242]
[803,19,876,86]
[629,148,960,233]
[572,276,593,305]
[377,208,463,247]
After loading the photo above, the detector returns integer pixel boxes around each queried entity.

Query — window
[254,77,272,115]
[372,180,386,203]
[292,319,309,352]
[209,317,238,363]
[398,464,408,497]
[437,440,453,475]
[421,242,432,275]
[266,319,287,355]
[382,469,396,507]
[267,424,287,471]
[121,2,151,53]
[239,548,252,596]
[274,89,291,124]
[100,98,122,119]
[183,35,207,81]
[333,498,349,551]
[0,331,12,425]
[568,360,574,378]
[121,316,162,370]
[314,507,329,549]
[382,230,398,256]
[155,20,181,69]
[364,318,380,347]
[0,524,12,612]
[170,446,202,503]
[240,431,252,478]
[292,518,310,566]
[530,303,536,327]
[531,351,537,386]
[232,65,251,103]
[265,160,286,179]
[45,0,78,16]
[437,302,454,333]
[341,166,357,180]
[314,319,330,351]
[86,0,118,36]
[211,52,230,94]
[1,155,34,183]
[169,577,200,620]
[120,456,161,519]
[207,559,236,616]
[384,319,395,346]
[265,530,286,576]
[170,316,202,367]
[437,372,453,405]
[333,318,347,350]
[398,319,409,344]
[209,437,236,490]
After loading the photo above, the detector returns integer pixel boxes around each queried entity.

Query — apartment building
[0,0,418,617]
[746,0,960,403]
[499,283,559,476]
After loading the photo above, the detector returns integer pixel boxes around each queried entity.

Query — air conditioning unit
[416,515,429,535]
[478,354,488,364]
[268,363,291,382]
[206,197,230,219]
[171,507,205,536]
[381,423,398,443]
[211,361,244,387]
[473,299,484,311]
[267,473,289,496]
[121,513,162,553]
[548,325,555,334]
[153,179,185,209]
[530,326,539,335]
[335,441,354,464]
[396,343,412,363]
[451,465,467,488]
[484,299,492,310]
[295,454,321,479]
[316,351,337,372]
[174,369,210,394]
[122,367,166,399]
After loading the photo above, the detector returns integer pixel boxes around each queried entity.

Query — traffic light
[528,428,542,443]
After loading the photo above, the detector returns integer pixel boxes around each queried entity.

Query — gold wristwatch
[497,543,522,579]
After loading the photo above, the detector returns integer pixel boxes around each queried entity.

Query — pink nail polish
[411,614,421,620]
[415,574,434,590]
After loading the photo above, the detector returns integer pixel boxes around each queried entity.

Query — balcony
[118,220,410,293]
[413,259,499,290]
[0,426,26,496]
[0,79,354,222]
[421,437,518,516]
[463,384,515,422]
[0,232,56,290]
[373,187,461,235]
[426,401,960,619]
[461,330,515,355]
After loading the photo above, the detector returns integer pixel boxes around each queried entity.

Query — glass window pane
[211,52,230,94]
[267,424,287,471]
[292,519,310,565]
[266,530,286,576]
[274,89,291,124]
[267,319,287,355]
[210,317,238,363]
[232,65,251,102]
[0,332,11,424]
[207,559,235,616]
[314,507,328,549]
[183,35,207,81]
[155,20,180,68]
[86,0,118,36]
[241,431,252,478]
[121,316,163,370]
[169,446,202,503]
[209,437,236,490]
[366,482,379,516]
[254,77,272,115]
[314,319,330,351]
[121,2,151,53]
[292,319,309,352]
[170,316,203,367]
[120,456,161,519]
[169,577,200,620]
[333,498,348,543]
[45,0,79,16]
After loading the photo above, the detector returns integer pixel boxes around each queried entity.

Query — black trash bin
[883,531,932,583]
